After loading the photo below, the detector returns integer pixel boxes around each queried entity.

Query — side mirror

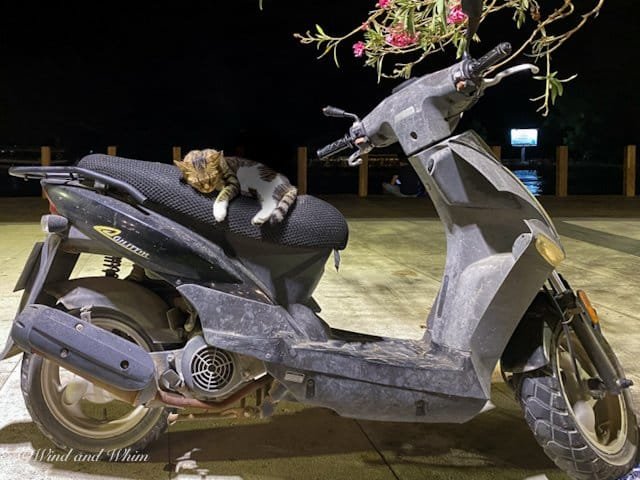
[461,0,483,56]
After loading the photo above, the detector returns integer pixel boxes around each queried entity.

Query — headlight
[535,234,565,267]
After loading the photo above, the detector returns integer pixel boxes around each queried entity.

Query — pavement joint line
[0,362,19,394]
[594,304,640,323]
[353,419,402,480]
[0,367,18,392]
[556,221,640,257]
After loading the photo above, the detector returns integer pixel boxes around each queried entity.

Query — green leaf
[406,8,415,35]
[435,0,446,19]
[456,38,466,59]
[315,24,326,37]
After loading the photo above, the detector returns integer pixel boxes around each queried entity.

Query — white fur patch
[251,197,278,225]
[213,200,228,222]
[237,166,286,224]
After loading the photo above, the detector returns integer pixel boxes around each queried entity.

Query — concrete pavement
[0,196,638,480]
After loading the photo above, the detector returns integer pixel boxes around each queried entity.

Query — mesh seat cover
[77,155,348,250]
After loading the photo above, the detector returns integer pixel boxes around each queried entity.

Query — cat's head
[174,148,223,193]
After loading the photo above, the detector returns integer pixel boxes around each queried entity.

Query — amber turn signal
[577,289,599,325]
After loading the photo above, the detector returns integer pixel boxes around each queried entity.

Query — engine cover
[180,335,264,400]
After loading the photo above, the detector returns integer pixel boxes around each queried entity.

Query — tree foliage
[294,0,604,115]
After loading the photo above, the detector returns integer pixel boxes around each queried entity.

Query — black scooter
[3,5,638,479]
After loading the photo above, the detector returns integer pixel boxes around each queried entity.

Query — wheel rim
[555,329,628,455]
[40,316,152,440]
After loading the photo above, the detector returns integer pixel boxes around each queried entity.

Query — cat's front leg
[213,183,239,222]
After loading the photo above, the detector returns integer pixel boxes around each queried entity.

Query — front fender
[501,292,560,373]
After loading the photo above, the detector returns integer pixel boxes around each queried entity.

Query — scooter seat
[76,155,349,250]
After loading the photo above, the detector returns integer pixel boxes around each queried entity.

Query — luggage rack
[8,166,148,204]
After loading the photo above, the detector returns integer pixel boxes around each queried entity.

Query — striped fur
[271,184,298,223]
[177,148,297,225]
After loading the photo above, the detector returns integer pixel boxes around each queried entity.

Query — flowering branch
[294,0,605,115]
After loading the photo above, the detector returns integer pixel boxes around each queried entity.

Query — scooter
[3,4,638,478]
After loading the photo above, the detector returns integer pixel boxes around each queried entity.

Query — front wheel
[515,324,638,480]
[21,309,169,457]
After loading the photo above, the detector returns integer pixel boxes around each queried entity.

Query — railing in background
[624,145,636,197]
[297,146,307,195]
[491,145,501,161]
[555,146,569,197]
[33,144,637,198]
[40,146,51,198]
[172,146,182,164]
[358,154,369,198]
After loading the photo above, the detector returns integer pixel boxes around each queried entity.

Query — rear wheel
[516,324,638,479]
[21,309,169,457]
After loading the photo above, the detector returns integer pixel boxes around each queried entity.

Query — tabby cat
[174,149,298,226]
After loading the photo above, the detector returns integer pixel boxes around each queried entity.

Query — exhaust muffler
[12,304,157,404]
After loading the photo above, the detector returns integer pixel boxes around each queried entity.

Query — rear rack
[9,166,148,204]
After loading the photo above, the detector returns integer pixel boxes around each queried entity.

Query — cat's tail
[270,186,298,224]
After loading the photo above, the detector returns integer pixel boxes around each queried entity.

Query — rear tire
[21,309,169,458]
[515,324,638,479]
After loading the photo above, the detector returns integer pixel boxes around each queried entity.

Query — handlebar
[317,135,353,160]
[463,42,512,79]
[318,42,521,161]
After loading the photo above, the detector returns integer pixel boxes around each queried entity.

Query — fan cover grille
[189,347,235,393]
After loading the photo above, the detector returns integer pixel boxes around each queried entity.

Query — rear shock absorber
[102,256,122,278]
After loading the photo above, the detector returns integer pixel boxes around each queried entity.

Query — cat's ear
[203,149,220,163]
[173,160,187,173]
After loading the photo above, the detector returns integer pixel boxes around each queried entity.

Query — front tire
[516,324,638,479]
[21,309,169,457]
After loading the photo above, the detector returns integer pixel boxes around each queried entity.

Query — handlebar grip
[323,106,348,118]
[317,135,352,159]
[467,42,512,77]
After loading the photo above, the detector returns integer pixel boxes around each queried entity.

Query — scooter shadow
[0,422,170,479]
[164,388,561,479]
[0,387,561,480]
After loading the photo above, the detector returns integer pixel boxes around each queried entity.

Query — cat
[174,149,298,226]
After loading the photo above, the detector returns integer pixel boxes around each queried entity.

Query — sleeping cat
[174,149,298,226]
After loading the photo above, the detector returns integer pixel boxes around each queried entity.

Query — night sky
[1,1,638,173]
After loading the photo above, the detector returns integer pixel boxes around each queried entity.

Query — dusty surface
[0,195,638,480]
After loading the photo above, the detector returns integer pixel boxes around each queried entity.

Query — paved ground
[0,195,639,480]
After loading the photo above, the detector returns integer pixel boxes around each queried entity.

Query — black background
[1,0,638,175]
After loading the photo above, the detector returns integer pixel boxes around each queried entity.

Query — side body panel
[46,184,250,288]
[410,130,560,395]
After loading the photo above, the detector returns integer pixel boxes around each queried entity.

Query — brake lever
[483,64,540,88]
[346,136,374,167]
[347,151,362,167]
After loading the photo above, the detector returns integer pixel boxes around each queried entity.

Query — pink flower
[447,3,468,25]
[385,28,419,47]
[377,0,391,8]
[352,41,366,57]
[361,21,370,31]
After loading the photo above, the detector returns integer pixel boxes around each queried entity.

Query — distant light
[511,128,538,147]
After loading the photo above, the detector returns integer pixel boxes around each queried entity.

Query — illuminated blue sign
[511,129,538,147]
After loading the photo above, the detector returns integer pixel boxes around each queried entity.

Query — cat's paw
[213,201,228,222]
[251,213,270,226]
[268,210,285,224]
